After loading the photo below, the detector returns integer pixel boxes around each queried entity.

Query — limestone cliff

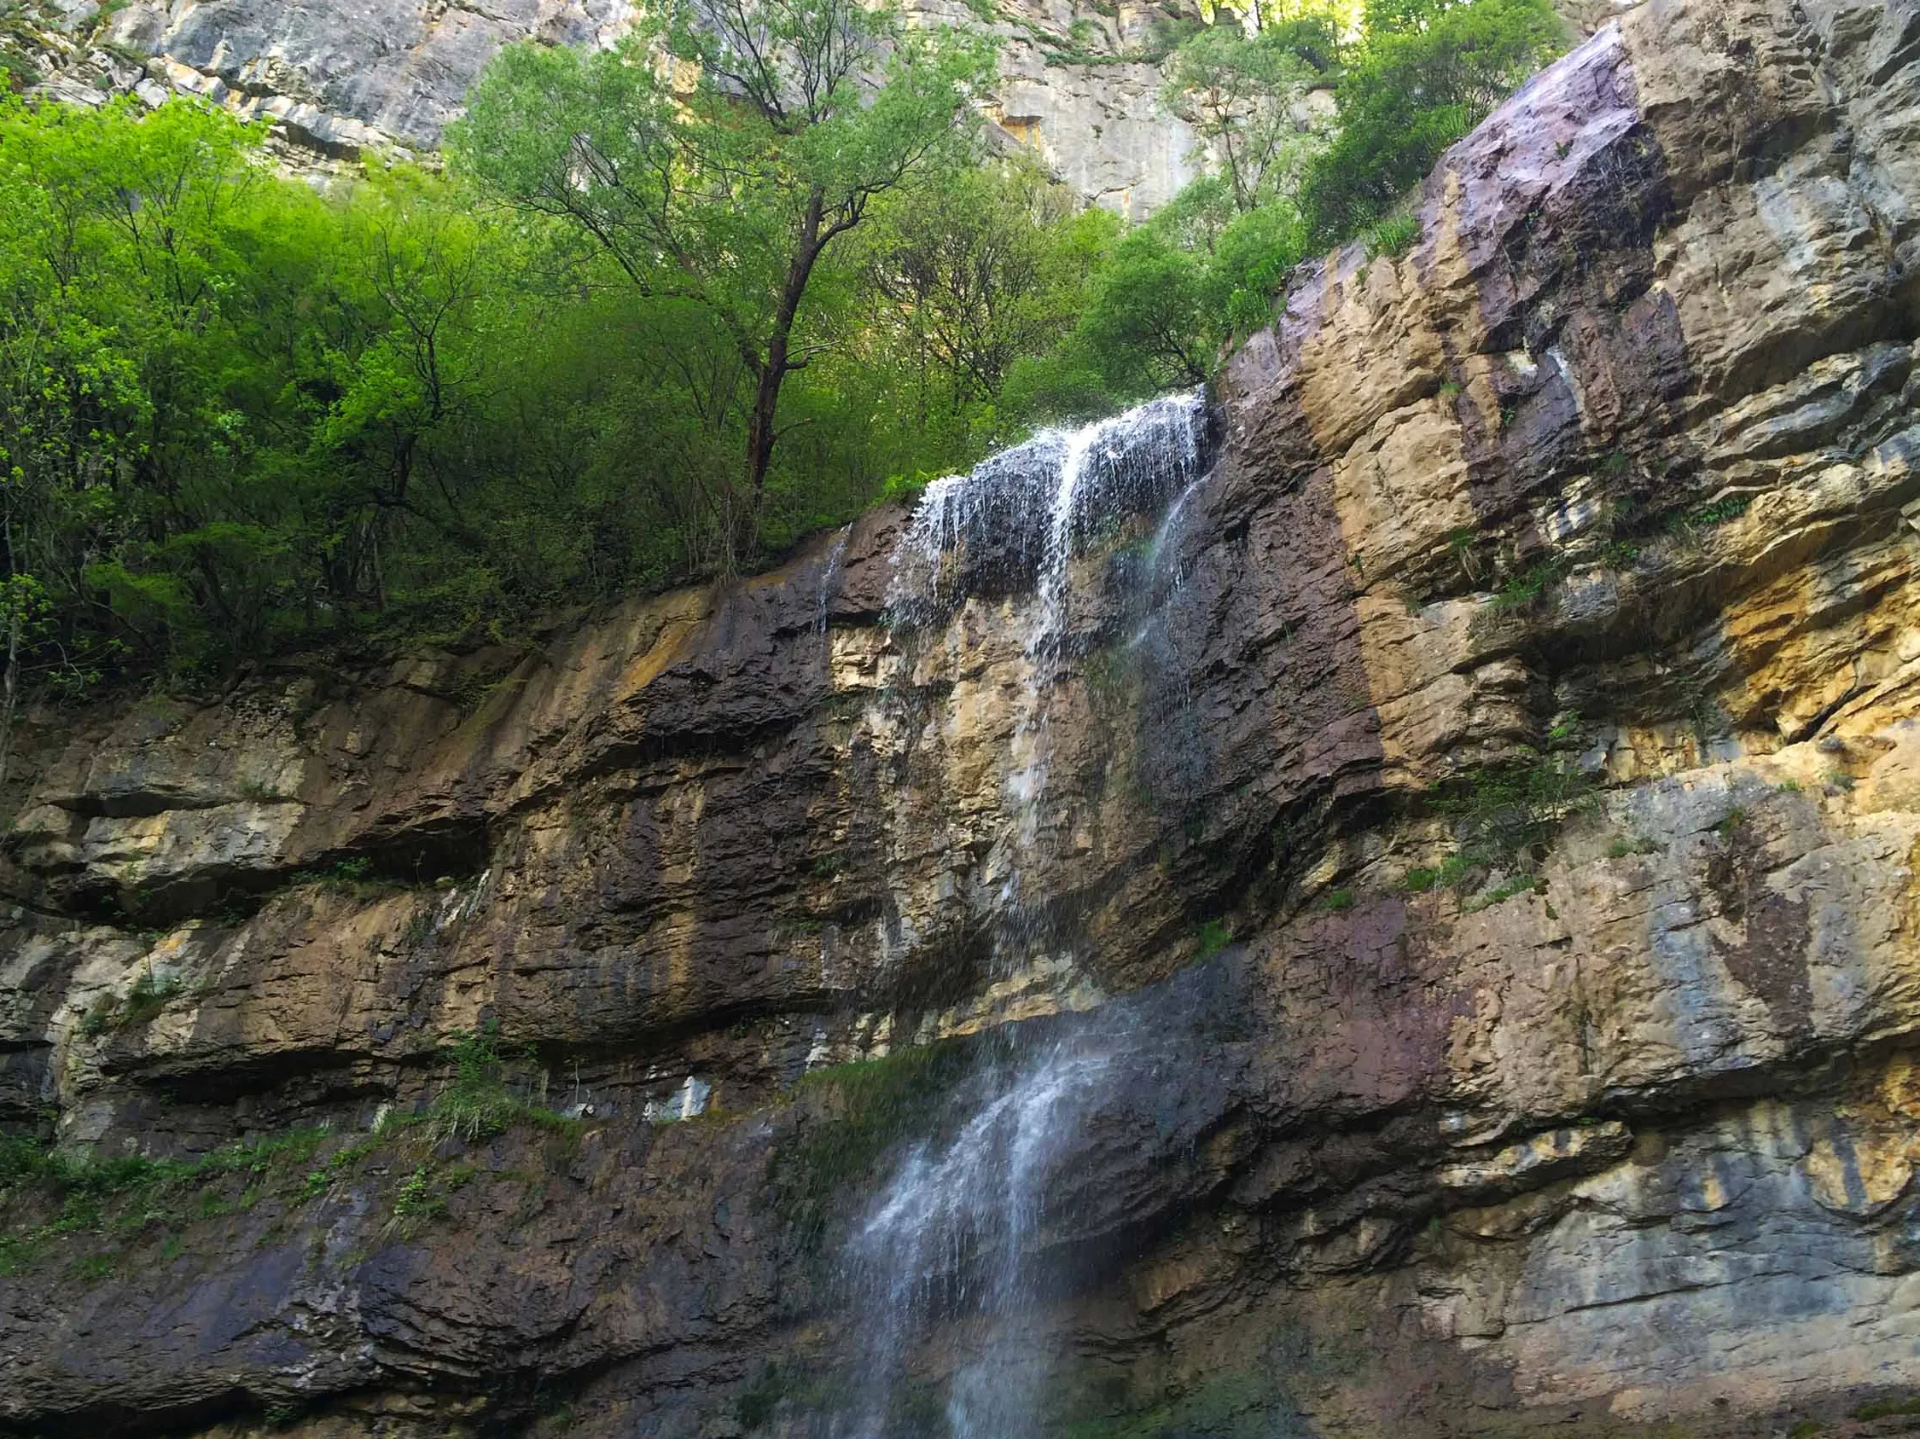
[12,0,1213,213]
[6,0,1616,214]
[4,0,1920,1435]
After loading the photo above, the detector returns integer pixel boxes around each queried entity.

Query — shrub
[423,1021,578,1144]
[1300,0,1565,246]
[1366,214,1420,258]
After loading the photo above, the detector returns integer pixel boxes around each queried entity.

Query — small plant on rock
[1410,715,1600,903]
[1366,214,1420,259]
[421,1020,579,1145]
[391,1164,446,1222]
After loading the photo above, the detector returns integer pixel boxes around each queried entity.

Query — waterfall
[835,392,1211,1438]
[889,391,1209,947]
[885,392,1208,641]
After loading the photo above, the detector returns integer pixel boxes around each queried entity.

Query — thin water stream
[838,392,1211,1437]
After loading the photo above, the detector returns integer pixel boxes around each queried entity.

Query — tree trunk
[737,364,783,567]
[731,187,830,572]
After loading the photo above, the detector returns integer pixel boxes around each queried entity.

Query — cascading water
[835,392,1211,1438]
[887,392,1209,937]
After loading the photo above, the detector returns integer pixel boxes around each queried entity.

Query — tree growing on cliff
[1300,0,1565,243]
[1160,13,1342,215]
[857,157,1116,441]
[452,0,994,571]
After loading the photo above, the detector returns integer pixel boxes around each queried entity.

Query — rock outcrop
[7,0,1621,213]
[5,0,1920,1435]
[10,0,1211,212]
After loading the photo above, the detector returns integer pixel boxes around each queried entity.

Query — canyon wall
[14,0,1211,213]
[4,0,1920,1435]
[10,0,1620,214]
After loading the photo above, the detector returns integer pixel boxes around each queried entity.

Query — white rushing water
[835,392,1212,1438]
[842,1039,1117,1439]
[889,391,1209,938]
[885,392,1207,640]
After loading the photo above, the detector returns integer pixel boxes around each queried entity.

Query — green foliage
[1406,717,1598,900]
[1212,201,1309,332]
[0,0,1569,687]
[1433,748,1595,859]
[1365,213,1420,258]
[1665,493,1751,533]
[1491,555,1572,609]
[1194,918,1233,956]
[1077,226,1218,392]
[1605,834,1660,858]
[1160,18,1340,213]
[0,1126,331,1275]
[1300,0,1563,245]
[1709,806,1749,836]
[1464,871,1536,910]
[391,1163,445,1221]
[734,1362,854,1432]
[288,857,377,891]
[1052,0,1562,394]
[857,157,1117,452]
[1404,850,1481,893]
[0,68,1031,683]
[1320,887,1355,912]
[423,1019,580,1145]
[769,1039,979,1250]
[1,1032,573,1271]
[76,970,187,1036]
[450,0,994,566]
[1852,1397,1920,1423]
[117,970,185,1027]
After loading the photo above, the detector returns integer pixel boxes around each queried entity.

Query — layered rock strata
[4,0,1920,1434]
[11,0,1209,212]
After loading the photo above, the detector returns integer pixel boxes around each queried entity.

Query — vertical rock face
[19,0,1212,212]
[4,0,1920,1436]
[13,0,1621,209]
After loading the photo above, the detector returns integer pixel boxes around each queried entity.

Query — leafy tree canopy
[451,0,995,566]
[0,0,1568,748]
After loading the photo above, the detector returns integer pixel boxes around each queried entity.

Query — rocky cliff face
[15,0,1212,213]
[10,0,1617,214]
[5,0,1920,1435]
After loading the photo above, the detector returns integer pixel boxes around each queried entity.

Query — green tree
[452,0,993,567]
[1301,0,1565,244]
[1160,14,1341,213]
[0,96,270,677]
[859,159,1116,443]
[1076,226,1217,394]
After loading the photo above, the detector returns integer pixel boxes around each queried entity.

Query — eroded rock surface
[4,0,1920,1435]
[6,0,1628,212]
[11,0,1213,212]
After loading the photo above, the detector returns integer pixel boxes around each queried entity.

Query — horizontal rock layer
[4,0,1920,1434]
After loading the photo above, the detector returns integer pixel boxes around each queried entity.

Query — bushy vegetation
[0,1125,333,1276]
[0,0,1565,724]
[999,0,1565,411]
[0,1021,577,1275]
[421,1020,579,1144]
[769,1038,984,1251]
[1404,715,1598,905]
